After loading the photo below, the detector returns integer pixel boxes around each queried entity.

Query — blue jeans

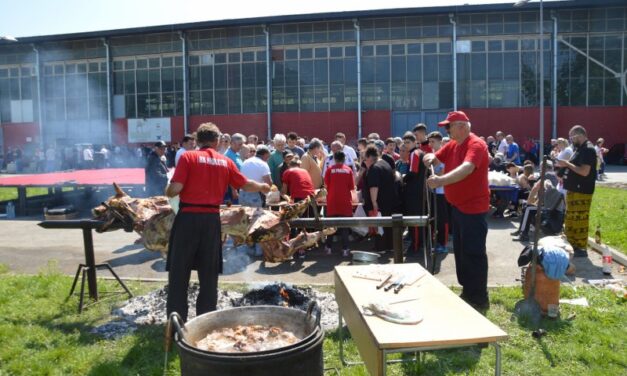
[238,190,262,207]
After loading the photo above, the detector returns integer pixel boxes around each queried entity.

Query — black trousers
[451,207,489,305]
[166,212,221,322]
[375,209,394,251]
[518,205,537,234]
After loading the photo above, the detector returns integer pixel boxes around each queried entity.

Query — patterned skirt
[564,191,593,250]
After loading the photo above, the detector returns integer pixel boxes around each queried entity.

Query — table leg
[338,309,345,365]
[493,342,501,376]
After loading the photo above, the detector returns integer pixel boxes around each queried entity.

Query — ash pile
[92,282,338,339]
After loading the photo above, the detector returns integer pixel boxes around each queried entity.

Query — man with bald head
[323,140,355,176]
[423,111,490,312]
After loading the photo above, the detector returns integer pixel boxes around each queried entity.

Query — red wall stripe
[3,106,626,151]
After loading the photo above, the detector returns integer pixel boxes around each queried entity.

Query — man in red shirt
[281,159,315,201]
[423,111,490,312]
[282,158,316,258]
[165,123,270,321]
[323,151,355,257]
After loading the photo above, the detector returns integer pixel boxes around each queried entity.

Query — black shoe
[469,300,490,315]
[510,230,521,236]
[573,249,588,258]
[515,233,530,242]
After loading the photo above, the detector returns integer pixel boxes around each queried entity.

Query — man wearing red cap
[423,111,490,311]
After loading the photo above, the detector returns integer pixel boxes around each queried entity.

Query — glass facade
[0,6,626,126]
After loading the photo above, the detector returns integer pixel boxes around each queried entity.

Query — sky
[0,0,537,39]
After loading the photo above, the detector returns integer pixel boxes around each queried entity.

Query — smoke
[222,240,255,275]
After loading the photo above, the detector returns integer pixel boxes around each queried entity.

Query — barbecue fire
[92,183,335,262]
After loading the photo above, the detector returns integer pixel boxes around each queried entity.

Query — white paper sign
[456,40,471,53]
[128,118,171,143]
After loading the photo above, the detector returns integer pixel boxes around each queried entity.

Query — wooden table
[334,264,508,376]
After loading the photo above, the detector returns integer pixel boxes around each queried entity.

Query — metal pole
[82,228,98,301]
[353,19,362,139]
[179,31,189,135]
[32,44,44,148]
[263,25,272,141]
[449,14,458,111]
[102,38,113,145]
[551,13,558,140]
[539,0,545,159]
[392,214,404,264]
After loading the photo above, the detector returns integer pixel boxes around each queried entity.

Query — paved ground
[1,166,624,287]
[0,214,621,288]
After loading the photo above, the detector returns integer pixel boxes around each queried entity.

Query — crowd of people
[154,114,602,321]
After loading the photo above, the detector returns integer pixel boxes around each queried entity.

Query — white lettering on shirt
[331,168,350,174]
[198,155,228,167]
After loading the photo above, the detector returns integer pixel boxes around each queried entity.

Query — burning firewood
[93,183,328,261]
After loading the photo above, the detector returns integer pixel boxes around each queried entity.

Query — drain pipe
[449,14,458,111]
[32,44,44,147]
[102,38,113,144]
[263,25,272,141]
[179,31,189,135]
[551,12,558,139]
[353,19,362,139]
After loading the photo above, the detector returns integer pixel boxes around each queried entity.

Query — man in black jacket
[402,133,427,253]
[145,141,169,197]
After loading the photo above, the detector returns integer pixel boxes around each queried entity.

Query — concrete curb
[588,238,627,267]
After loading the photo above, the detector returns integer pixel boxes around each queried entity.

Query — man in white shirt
[323,140,355,177]
[45,146,56,172]
[83,145,94,169]
[175,135,196,166]
[335,132,357,161]
[240,145,272,207]
[495,131,508,155]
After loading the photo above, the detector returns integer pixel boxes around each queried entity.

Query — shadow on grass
[325,327,482,376]
[87,325,179,376]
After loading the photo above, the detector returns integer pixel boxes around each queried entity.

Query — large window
[113,55,183,118]
[188,49,265,115]
[0,65,36,122]
[43,60,108,121]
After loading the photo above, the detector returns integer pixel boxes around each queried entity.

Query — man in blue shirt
[505,134,521,165]
[224,133,245,203]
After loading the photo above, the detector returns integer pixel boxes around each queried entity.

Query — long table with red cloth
[0,168,146,216]
[0,168,145,186]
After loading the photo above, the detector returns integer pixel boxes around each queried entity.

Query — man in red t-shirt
[323,151,355,257]
[281,158,316,258]
[281,159,315,201]
[165,123,270,321]
[423,111,490,312]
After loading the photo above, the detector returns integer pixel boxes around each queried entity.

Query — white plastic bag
[353,205,369,236]
[353,205,383,236]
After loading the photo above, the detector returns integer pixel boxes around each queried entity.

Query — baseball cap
[438,111,470,127]
[282,149,294,158]
[154,140,167,147]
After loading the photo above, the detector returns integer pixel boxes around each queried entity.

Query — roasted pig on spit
[93,184,328,262]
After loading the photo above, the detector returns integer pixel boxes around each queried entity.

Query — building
[1,0,626,154]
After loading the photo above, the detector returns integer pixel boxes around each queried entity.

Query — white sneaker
[342,249,350,257]
[325,247,332,255]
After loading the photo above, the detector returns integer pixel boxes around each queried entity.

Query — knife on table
[376,274,393,290]
[384,274,407,292]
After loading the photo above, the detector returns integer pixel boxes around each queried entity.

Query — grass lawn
[0,266,625,376]
[589,186,627,254]
[0,187,79,202]
[0,187,50,202]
